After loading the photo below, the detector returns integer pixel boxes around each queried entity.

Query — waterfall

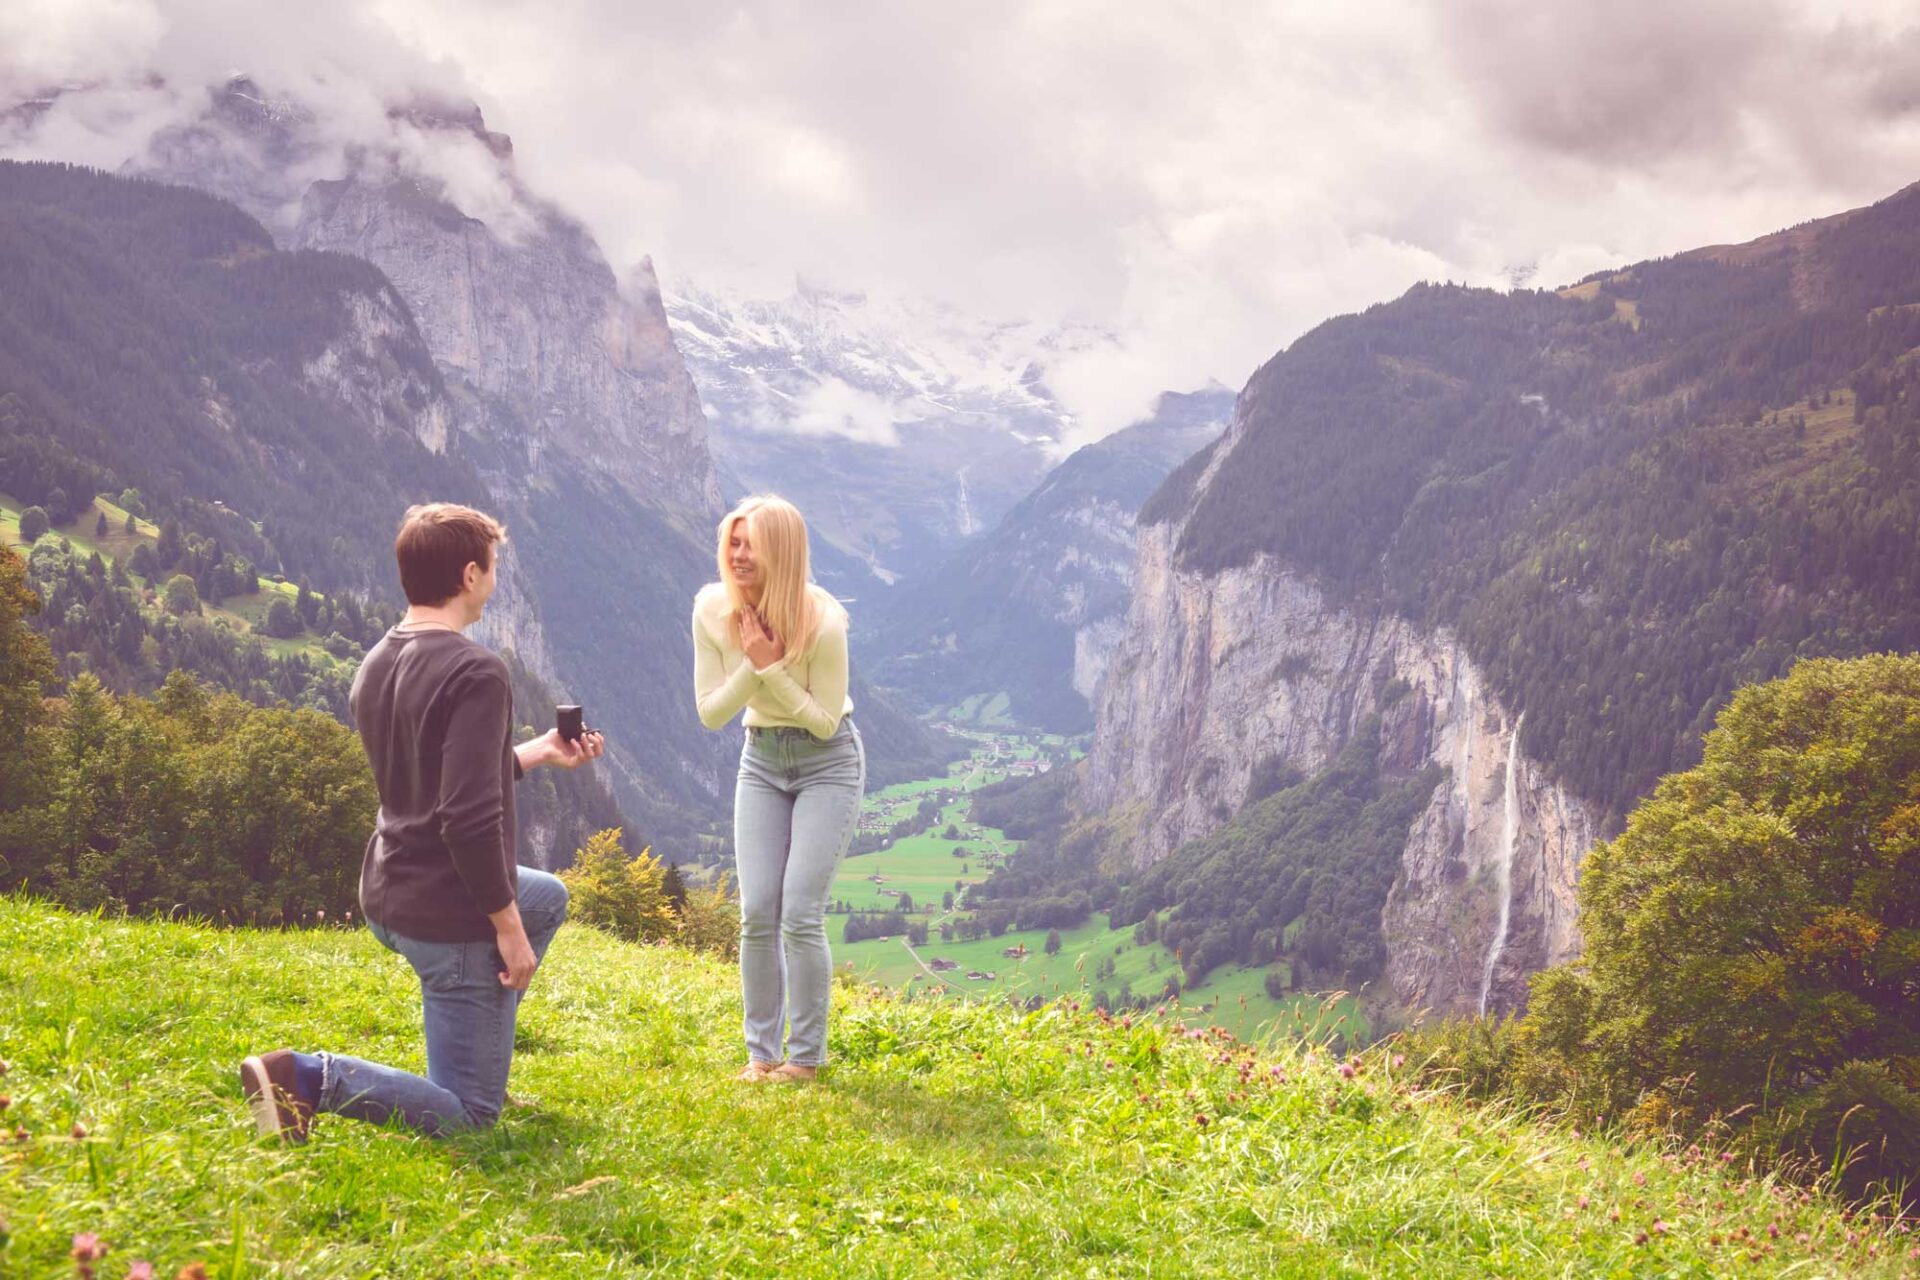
[1477,711,1525,1017]
[956,465,976,536]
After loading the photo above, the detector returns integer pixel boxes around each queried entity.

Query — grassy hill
[0,490,346,669]
[0,897,1910,1277]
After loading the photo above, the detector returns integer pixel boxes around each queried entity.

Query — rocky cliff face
[294,181,717,522]
[299,286,454,458]
[125,81,735,831]
[1085,515,1598,1015]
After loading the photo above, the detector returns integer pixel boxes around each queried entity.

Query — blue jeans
[314,868,569,1135]
[735,718,866,1067]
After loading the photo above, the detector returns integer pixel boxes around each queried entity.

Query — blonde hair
[714,495,845,667]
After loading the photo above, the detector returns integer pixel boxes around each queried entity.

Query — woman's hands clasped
[740,608,786,670]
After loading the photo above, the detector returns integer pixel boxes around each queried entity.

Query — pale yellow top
[691,583,853,739]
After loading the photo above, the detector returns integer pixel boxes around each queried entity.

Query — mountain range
[0,79,955,853]
[866,387,1230,730]
[1084,179,1920,1015]
[669,278,1115,582]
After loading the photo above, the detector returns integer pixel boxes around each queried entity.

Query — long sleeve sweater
[350,628,524,942]
[691,583,854,739]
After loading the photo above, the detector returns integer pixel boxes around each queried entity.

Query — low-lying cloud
[7,0,1920,440]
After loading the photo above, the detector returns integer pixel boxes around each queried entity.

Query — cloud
[8,0,1920,440]
[769,378,904,448]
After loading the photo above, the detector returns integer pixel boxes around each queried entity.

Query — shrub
[162,573,200,615]
[1778,1061,1920,1202]
[17,506,49,543]
[558,828,675,944]
[676,871,740,961]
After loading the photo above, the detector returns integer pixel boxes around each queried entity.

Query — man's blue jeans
[314,868,569,1135]
[735,719,866,1067]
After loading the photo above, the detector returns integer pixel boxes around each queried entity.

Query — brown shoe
[240,1050,316,1143]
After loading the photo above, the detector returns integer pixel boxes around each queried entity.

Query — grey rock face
[299,287,453,457]
[1085,520,1597,1016]
[131,82,732,827]
[295,181,718,523]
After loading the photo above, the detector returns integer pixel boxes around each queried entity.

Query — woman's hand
[740,608,786,669]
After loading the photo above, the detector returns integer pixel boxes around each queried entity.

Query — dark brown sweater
[350,628,523,942]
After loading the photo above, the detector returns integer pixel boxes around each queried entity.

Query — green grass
[838,914,1367,1047]
[943,691,1018,728]
[1,897,1911,1277]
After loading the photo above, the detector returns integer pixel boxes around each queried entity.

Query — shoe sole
[239,1056,285,1138]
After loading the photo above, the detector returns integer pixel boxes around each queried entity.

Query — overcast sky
[9,0,1920,435]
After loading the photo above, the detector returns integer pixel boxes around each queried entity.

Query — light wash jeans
[735,718,866,1067]
[314,868,569,1135]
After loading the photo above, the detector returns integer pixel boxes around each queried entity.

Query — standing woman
[693,495,864,1082]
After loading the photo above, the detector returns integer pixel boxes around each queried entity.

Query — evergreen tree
[0,550,54,807]
[1045,928,1063,956]
[94,512,109,538]
[264,597,301,639]
[662,860,688,911]
[156,521,182,569]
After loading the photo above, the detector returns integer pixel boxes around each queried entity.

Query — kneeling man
[240,502,604,1139]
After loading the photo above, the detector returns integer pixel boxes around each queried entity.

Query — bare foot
[765,1062,818,1083]
[735,1061,778,1082]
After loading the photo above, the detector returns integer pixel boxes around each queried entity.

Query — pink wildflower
[71,1234,105,1262]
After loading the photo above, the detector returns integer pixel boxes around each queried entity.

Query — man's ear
[463,560,483,593]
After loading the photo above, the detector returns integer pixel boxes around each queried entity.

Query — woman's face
[727,520,760,593]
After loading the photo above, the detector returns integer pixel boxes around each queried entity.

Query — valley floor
[0,898,1909,1277]
[831,732,1368,1046]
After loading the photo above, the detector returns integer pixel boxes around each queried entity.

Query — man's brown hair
[394,503,508,606]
